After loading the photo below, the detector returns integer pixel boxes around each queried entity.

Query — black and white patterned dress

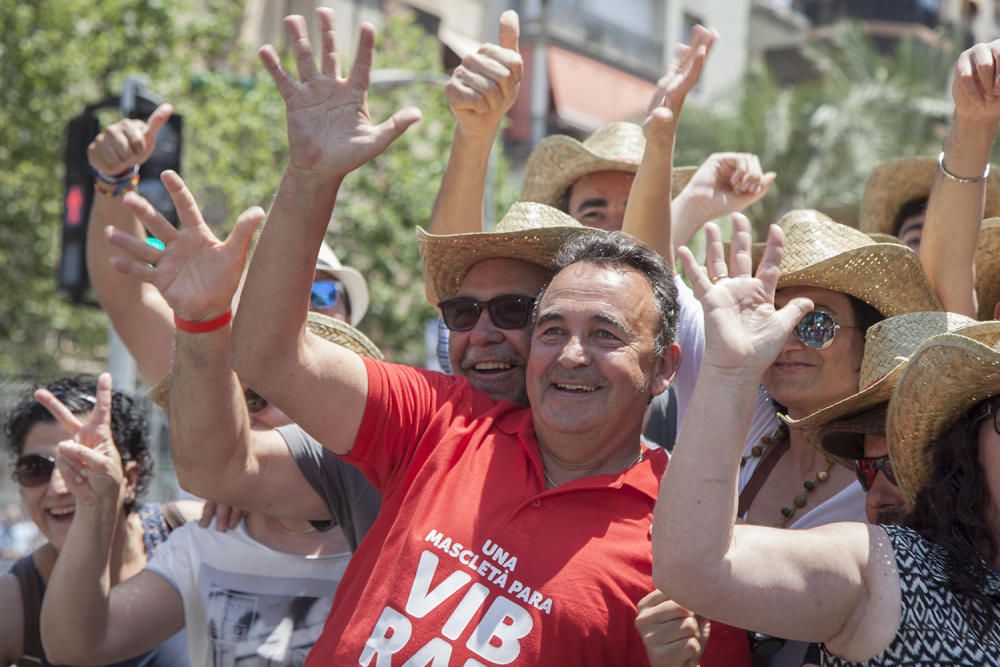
[821,524,1000,666]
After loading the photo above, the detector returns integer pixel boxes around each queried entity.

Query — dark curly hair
[906,397,1000,636]
[4,376,154,514]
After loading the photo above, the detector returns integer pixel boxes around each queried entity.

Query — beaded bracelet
[92,165,140,198]
[938,151,990,184]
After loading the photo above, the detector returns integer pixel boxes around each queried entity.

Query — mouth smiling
[47,506,75,521]
[553,382,600,394]
[472,361,516,374]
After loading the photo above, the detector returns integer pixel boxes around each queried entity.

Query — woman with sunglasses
[632,208,939,664]
[653,227,1000,663]
[0,375,198,666]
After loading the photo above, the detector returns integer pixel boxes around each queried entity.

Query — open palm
[679,216,813,376]
[109,171,262,322]
[259,8,422,176]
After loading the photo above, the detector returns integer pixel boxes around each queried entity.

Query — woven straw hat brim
[888,326,1000,506]
[859,157,1000,235]
[417,226,597,302]
[777,245,940,317]
[520,131,697,206]
[146,312,382,410]
[975,219,1000,320]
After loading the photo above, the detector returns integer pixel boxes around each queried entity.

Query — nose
[781,327,806,352]
[47,464,71,496]
[468,310,505,346]
[558,334,590,368]
[865,473,904,520]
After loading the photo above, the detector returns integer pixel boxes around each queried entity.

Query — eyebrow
[574,198,608,211]
[535,310,633,335]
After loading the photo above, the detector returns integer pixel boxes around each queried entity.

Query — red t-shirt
[305,359,749,666]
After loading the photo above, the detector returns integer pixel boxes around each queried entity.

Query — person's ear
[651,342,681,398]
[123,460,140,502]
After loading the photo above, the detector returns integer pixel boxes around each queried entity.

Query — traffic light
[58,83,182,304]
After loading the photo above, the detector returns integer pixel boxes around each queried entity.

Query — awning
[547,46,658,132]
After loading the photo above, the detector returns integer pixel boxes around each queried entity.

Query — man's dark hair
[546,231,678,355]
[906,396,1000,637]
[891,197,928,236]
[4,375,154,515]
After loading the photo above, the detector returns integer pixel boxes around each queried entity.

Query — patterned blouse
[821,524,1000,666]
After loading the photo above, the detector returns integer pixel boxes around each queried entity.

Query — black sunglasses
[438,294,536,332]
[973,398,1000,437]
[12,454,57,488]
[853,455,897,492]
[794,310,860,350]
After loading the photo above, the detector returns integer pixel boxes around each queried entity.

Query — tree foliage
[0,1,497,375]
[676,22,962,238]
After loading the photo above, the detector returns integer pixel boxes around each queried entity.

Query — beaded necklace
[741,426,834,527]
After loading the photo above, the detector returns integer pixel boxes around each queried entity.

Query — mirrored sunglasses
[438,294,536,332]
[794,310,859,350]
[12,454,57,488]
[853,455,897,492]
[310,279,343,309]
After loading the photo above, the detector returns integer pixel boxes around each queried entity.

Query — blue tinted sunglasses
[310,279,343,309]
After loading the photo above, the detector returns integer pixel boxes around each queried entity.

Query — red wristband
[174,309,232,334]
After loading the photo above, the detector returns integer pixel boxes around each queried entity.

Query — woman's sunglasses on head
[438,294,536,332]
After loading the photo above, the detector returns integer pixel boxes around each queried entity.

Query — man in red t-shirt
[222,8,748,666]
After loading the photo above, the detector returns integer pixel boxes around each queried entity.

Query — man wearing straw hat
[223,9,758,665]
[920,39,1000,321]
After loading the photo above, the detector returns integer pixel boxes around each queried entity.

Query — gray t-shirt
[277,425,381,552]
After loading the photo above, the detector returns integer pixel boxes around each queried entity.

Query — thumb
[372,106,422,153]
[224,206,265,264]
[775,297,814,336]
[499,10,519,52]
[145,103,174,142]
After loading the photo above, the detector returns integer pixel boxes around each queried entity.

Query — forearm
[670,193,708,257]
[232,165,341,388]
[922,113,998,316]
[86,195,175,384]
[652,366,758,598]
[169,326,251,499]
[622,142,675,262]
[429,126,495,235]
[41,500,118,664]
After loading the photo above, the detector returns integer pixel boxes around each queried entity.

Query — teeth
[49,507,75,517]
[555,383,597,393]
[475,362,512,371]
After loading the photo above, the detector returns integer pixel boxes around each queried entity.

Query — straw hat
[887,325,1000,506]
[520,122,695,207]
[859,156,1000,236]
[782,312,980,466]
[417,201,597,303]
[770,209,941,317]
[146,312,383,409]
[975,218,1000,321]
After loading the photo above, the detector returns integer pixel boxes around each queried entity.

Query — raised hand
[258,7,422,176]
[678,214,812,376]
[647,25,717,120]
[108,171,263,322]
[33,373,125,507]
[88,104,173,177]
[445,10,522,138]
[952,39,1000,124]
[679,152,776,222]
